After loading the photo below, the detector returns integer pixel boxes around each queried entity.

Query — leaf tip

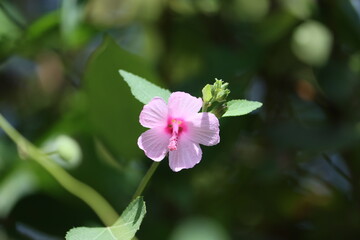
[65,227,76,240]
[255,101,263,108]
[118,69,128,78]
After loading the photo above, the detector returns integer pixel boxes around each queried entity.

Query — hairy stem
[132,162,160,199]
[202,104,208,112]
[0,114,119,226]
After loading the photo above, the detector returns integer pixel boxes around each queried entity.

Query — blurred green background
[1,0,360,239]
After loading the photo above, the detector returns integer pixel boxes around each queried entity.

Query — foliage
[1,0,360,239]
[222,100,262,117]
[66,197,146,240]
[119,70,171,104]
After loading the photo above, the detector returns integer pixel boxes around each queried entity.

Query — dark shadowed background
[1,0,360,239]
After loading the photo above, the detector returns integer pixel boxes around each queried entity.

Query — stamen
[168,135,178,151]
[168,119,181,151]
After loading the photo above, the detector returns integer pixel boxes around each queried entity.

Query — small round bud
[42,135,82,169]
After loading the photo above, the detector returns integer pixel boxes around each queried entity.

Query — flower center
[167,119,184,151]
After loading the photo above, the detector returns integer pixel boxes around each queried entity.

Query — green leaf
[66,197,146,240]
[223,100,262,117]
[85,36,161,158]
[202,84,212,103]
[119,70,171,104]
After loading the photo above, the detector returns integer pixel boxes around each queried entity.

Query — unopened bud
[221,82,229,90]
[215,89,230,102]
[201,78,230,112]
[211,103,228,118]
[202,84,213,103]
[42,135,82,169]
[211,79,230,103]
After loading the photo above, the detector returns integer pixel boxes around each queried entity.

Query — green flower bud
[42,135,82,169]
[211,103,228,118]
[211,79,223,95]
[201,78,230,112]
[202,84,213,103]
[215,89,230,102]
[211,79,230,103]
[221,82,229,90]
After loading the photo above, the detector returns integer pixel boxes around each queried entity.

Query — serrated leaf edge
[223,99,263,117]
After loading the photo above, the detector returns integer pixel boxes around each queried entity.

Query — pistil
[168,119,181,151]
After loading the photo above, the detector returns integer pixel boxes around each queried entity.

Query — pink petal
[138,127,170,161]
[168,92,202,119]
[186,112,220,146]
[139,97,168,128]
[169,137,202,172]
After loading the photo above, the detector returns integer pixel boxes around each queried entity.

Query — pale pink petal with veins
[185,112,220,146]
[168,92,202,119]
[169,138,202,172]
[139,97,168,128]
[138,127,170,161]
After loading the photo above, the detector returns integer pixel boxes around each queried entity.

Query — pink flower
[138,92,220,172]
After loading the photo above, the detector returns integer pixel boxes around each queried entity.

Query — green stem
[202,99,214,112]
[0,114,119,226]
[132,162,160,199]
[202,104,208,112]
[45,150,59,156]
